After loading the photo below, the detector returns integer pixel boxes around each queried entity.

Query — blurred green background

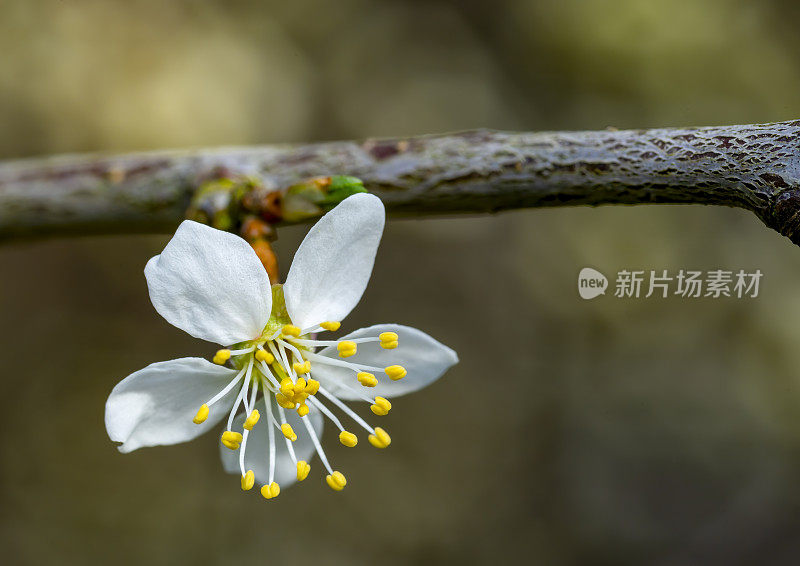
[2,0,800,564]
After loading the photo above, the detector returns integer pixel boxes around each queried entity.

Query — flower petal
[220,401,324,489]
[283,193,385,330]
[105,358,240,453]
[145,220,272,345]
[311,324,458,400]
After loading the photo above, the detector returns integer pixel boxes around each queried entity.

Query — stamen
[337,341,357,358]
[241,470,255,491]
[255,348,274,364]
[282,324,302,337]
[368,427,391,449]
[212,349,230,365]
[256,361,281,391]
[243,409,260,430]
[291,337,377,347]
[385,365,407,380]
[288,332,399,350]
[276,393,296,410]
[222,431,243,443]
[307,397,345,431]
[281,423,298,442]
[299,412,333,475]
[275,338,311,372]
[263,400,284,430]
[276,406,298,465]
[227,346,255,356]
[379,332,399,349]
[203,366,248,408]
[293,360,311,374]
[221,430,243,450]
[192,404,210,424]
[339,431,358,447]
[357,372,377,387]
[370,396,392,416]
[226,358,254,431]
[261,482,280,499]
[320,321,341,331]
[296,461,311,481]
[239,380,259,475]
[273,341,319,416]
[264,386,277,484]
[304,351,383,373]
[326,471,347,491]
[318,386,376,434]
[242,362,257,415]
[317,376,375,404]
[276,342,297,380]
[267,341,293,381]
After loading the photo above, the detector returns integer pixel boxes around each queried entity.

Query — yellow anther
[320,321,341,331]
[255,349,274,364]
[296,461,311,481]
[261,482,280,499]
[294,377,307,393]
[293,361,311,374]
[282,324,301,337]
[243,409,260,430]
[357,372,377,387]
[368,427,391,448]
[215,349,231,362]
[192,404,210,424]
[370,396,392,416]
[281,423,297,441]
[276,393,296,410]
[326,471,347,491]
[297,403,310,417]
[379,332,399,349]
[385,365,407,380]
[221,431,243,450]
[304,379,320,395]
[241,470,255,491]
[339,430,358,447]
[280,378,294,396]
[338,341,357,358]
[222,430,243,443]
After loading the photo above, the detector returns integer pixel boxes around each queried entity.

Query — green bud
[322,175,367,205]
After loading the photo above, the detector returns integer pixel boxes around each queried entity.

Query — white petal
[105,358,240,453]
[145,220,272,345]
[284,193,385,330]
[220,402,323,489]
[312,324,458,400]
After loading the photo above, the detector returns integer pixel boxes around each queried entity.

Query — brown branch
[1,119,798,243]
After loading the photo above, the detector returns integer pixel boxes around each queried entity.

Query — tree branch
[1,119,798,243]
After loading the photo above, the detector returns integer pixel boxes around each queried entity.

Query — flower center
[191,286,405,499]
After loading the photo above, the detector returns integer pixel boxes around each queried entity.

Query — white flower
[105,193,458,497]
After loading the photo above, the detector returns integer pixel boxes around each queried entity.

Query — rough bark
[0,119,798,243]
